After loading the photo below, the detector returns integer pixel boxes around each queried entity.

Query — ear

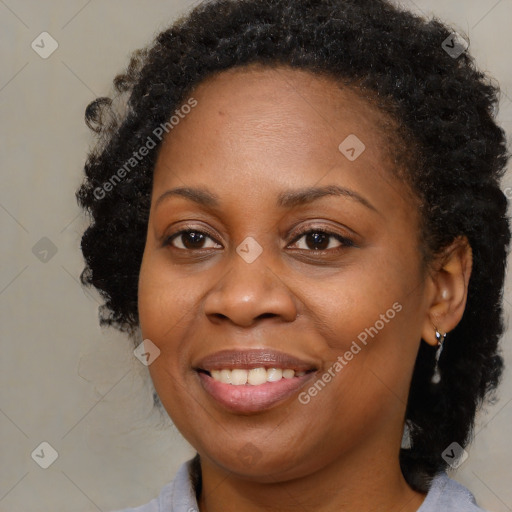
[421,236,473,346]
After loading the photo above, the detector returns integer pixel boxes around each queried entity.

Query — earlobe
[421,236,473,347]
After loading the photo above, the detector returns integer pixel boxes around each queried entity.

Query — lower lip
[197,371,315,413]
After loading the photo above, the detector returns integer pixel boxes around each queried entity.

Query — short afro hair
[76,0,510,492]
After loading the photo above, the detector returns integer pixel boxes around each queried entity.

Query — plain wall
[1,0,511,510]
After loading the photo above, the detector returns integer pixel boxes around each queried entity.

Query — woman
[76,0,510,510]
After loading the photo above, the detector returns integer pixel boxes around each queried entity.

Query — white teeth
[267,368,283,382]
[220,369,232,384]
[208,367,307,385]
[247,367,267,385]
[231,369,248,385]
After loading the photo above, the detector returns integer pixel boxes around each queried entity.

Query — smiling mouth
[197,367,315,385]
[196,367,317,413]
[193,349,318,413]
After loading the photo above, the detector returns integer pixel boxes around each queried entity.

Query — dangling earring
[431,328,447,384]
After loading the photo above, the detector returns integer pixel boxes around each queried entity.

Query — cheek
[138,251,195,339]
[138,256,198,422]
[137,254,196,393]
[306,250,424,395]
[295,295,420,453]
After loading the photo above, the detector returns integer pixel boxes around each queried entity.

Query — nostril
[256,313,277,320]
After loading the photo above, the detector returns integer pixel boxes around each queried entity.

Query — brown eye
[289,229,354,252]
[302,232,330,250]
[166,230,222,250]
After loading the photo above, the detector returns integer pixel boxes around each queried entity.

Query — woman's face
[138,65,431,481]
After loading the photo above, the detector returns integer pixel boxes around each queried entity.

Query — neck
[197,437,426,512]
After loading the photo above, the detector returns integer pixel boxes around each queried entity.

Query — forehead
[161,64,393,154]
[152,64,413,212]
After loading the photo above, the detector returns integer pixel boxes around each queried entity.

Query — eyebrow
[154,184,378,213]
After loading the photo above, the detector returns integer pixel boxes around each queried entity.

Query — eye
[164,227,354,253]
[288,228,354,252]
[165,229,222,250]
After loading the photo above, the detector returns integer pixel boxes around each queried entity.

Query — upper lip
[194,349,318,372]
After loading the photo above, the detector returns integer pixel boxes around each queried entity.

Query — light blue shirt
[112,458,488,512]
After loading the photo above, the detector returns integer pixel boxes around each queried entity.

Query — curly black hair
[76,0,510,493]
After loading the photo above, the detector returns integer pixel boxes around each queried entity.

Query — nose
[203,250,299,328]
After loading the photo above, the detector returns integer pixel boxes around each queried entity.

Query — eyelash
[290,226,355,252]
[164,225,355,254]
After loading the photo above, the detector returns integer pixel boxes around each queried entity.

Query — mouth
[198,366,312,384]
[193,349,318,413]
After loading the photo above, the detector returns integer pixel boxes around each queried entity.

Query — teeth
[208,368,307,385]
[267,368,283,382]
[220,369,232,384]
[283,369,295,379]
[247,367,267,385]
[231,369,248,385]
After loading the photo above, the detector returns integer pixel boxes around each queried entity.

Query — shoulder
[109,458,198,512]
[419,472,490,512]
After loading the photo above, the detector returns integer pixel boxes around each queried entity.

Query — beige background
[1,0,511,510]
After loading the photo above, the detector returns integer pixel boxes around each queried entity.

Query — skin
[138,64,472,512]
